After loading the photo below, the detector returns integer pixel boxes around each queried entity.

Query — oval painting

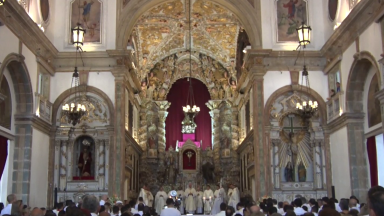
[328,0,338,21]
[40,0,49,22]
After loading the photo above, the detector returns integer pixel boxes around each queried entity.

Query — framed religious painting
[276,0,308,43]
[69,0,103,44]
[328,0,338,21]
[39,0,50,23]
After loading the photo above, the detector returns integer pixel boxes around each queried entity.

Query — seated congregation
[1,185,384,216]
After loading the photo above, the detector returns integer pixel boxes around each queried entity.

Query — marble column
[155,101,170,167]
[60,140,68,191]
[111,70,127,198]
[104,138,110,190]
[251,72,270,197]
[271,139,280,190]
[139,103,148,154]
[206,100,222,169]
[53,140,60,191]
[231,107,239,150]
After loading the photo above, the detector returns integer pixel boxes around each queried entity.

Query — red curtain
[183,150,196,170]
[367,136,378,187]
[0,136,8,181]
[165,78,212,150]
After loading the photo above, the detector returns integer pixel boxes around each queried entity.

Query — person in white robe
[184,183,197,214]
[155,186,167,215]
[195,186,204,214]
[212,183,226,215]
[203,185,214,214]
[176,186,185,214]
[138,185,154,208]
[228,184,240,210]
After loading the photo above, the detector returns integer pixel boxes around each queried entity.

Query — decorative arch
[345,51,381,113]
[0,53,33,114]
[116,0,262,50]
[264,85,327,124]
[52,86,115,127]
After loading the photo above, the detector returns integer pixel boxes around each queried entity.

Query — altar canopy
[166,78,211,150]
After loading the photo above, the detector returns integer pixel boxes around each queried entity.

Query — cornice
[0,0,58,60]
[14,114,52,135]
[321,0,384,58]
[236,129,253,153]
[244,50,326,72]
[53,51,117,72]
[323,112,365,134]
[125,130,143,155]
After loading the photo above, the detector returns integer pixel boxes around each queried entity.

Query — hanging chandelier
[0,0,5,6]
[181,0,200,134]
[61,24,87,126]
[295,22,318,119]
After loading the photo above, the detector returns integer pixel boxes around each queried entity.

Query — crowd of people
[1,185,384,216]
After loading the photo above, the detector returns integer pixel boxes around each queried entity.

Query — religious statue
[285,161,294,182]
[202,162,215,183]
[147,72,159,99]
[165,153,176,184]
[78,146,92,177]
[298,162,307,182]
[140,81,147,98]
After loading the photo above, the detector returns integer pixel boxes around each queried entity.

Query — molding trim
[125,131,143,154]
[0,0,58,60]
[321,0,384,58]
[365,126,383,139]
[0,128,15,140]
[323,112,365,133]
[14,114,52,135]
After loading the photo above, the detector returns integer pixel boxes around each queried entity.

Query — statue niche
[74,136,95,180]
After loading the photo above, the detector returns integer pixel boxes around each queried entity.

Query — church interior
[0,0,384,214]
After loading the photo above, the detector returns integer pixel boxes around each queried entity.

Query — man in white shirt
[212,183,225,215]
[215,203,227,216]
[1,194,16,216]
[349,197,360,212]
[52,202,64,216]
[160,198,181,216]
[82,195,100,216]
[293,198,306,216]
[233,202,244,216]
[128,200,139,215]
[100,195,108,206]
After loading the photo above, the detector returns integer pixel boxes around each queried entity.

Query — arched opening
[165,78,211,150]
[0,77,12,130]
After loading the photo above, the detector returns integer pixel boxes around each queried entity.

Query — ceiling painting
[132,0,241,82]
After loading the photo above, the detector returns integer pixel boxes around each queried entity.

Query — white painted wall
[300,70,329,101]
[264,71,291,105]
[46,0,117,52]
[22,44,39,103]
[88,72,115,105]
[0,27,20,63]
[50,72,115,105]
[375,134,384,187]
[29,128,50,208]
[330,126,351,199]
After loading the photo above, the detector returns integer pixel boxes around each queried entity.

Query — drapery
[367,136,378,187]
[165,78,212,150]
[0,136,8,181]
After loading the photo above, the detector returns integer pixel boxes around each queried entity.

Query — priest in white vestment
[138,185,154,207]
[155,186,167,215]
[203,185,214,214]
[212,183,226,215]
[195,186,204,214]
[185,183,197,214]
[228,184,240,210]
[177,186,185,214]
